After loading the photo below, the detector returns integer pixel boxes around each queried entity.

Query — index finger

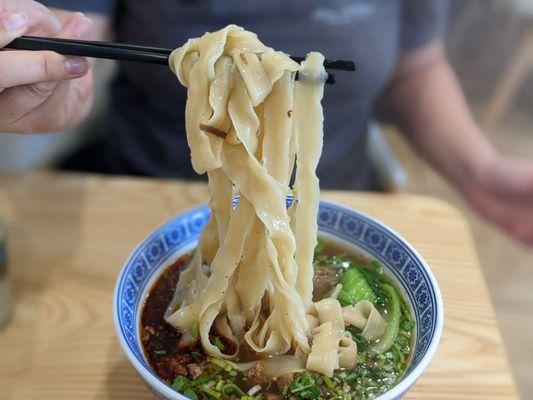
[0,0,61,37]
[0,12,28,48]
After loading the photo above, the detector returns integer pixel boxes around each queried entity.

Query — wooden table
[0,172,519,399]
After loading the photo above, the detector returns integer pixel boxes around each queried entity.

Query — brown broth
[140,254,206,382]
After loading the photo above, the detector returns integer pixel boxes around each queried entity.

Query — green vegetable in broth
[171,375,189,391]
[213,336,225,351]
[337,265,377,306]
[183,388,198,400]
[191,321,199,339]
[289,373,321,399]
[371,283,401,354]
[314,239,326,254]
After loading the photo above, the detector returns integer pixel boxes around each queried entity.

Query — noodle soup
[137,25,416,400]
[113,24,442,400]
[141,241,414,400]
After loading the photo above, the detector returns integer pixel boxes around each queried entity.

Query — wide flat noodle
[262,71,295,185]
[338,331,358,367]
[343,301,387,341]
[171,26,240,173]
[314,298,344,330]
[307,298,358,376]
[306,322,339,376]
[293,53,325,307]
[166,25,375,378]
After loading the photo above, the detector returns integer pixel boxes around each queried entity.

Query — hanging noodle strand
[165,25,385,377]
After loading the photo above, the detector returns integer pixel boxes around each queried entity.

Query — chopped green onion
[213,336,225,351]
[322,375,334,389]
[191,321,200,339]
[191,351,202,362]
[401,320,415,331]
[315,239,326,254]
[209,357,233,372]
[171,375,190,391]
[183,388,197,400]
[154,349,167,355]
[200,385,221,399]
[290,373,321,399]
[225,382,246,396]
[190,374,217,387]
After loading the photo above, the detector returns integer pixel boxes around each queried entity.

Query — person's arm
[383,39,533,245]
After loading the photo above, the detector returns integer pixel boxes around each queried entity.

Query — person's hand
[0,0,94,133]
[460,154,533,246]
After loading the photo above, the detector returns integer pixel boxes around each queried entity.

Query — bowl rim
[113,199,444,400]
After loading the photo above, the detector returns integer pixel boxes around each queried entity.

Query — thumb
[0,12,28,47]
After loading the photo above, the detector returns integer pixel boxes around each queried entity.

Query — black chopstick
[5,36,355,83]
[6,36,170,64]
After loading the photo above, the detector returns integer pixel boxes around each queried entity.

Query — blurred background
[386,1,533,397]
[0,0,532,396]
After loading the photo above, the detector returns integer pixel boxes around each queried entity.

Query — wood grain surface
[0,172,518,399]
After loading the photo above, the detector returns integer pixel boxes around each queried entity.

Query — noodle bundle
[165,25,385,377]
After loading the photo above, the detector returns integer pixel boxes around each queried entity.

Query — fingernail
[65,57,88,75]
[1,12,28,32]
[73,13,93,39]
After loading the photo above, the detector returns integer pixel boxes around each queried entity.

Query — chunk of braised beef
[156,353,191,380]
[141,325,156,343]
[312,266,339,301]
[264,392,283,400]
[247,362,270,386]
[274,373,294,392]
[187,363,203,380]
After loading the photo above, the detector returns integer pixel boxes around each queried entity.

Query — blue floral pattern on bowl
[114,201,443,400]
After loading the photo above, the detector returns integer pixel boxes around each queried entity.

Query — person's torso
[108,0,402,187]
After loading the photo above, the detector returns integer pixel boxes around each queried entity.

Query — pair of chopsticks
[5,36,356,84]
